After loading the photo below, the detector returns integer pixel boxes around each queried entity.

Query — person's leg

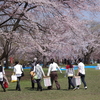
[0,81,6,92]
[81,75,87,89]
[70,77,75,89]
[54,72,60,90]
[36,79,42,91]
[16,77,19,90]
[38,79,42,91]
[31,76,34,89]
[68,77,71,89]
[36,79,39,90]
[77,73,87,89]
[16,77,21,91]
[68,77,75,89]
[48,72,54,90]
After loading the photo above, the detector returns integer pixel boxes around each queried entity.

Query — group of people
[30,58,87,91]
[66,58,87,90]
[0,61,23,92]
[0,57,87,92]
[30,58,62,91]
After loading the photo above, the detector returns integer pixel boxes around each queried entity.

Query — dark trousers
[36,79,42,91]
[77,73,87,87]
[48,71,60,90]
[16,77,21,91]
[31,76,35,88]
[0,81,6,92]
[68,77,75,89]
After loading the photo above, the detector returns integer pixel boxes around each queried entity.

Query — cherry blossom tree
[0,30,23,68]
[0,0,100,66]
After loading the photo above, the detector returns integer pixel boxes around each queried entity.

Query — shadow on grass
[42,88,51,91]
[61,89,68,91]
[25,87,37,91]
[0,90,5,92]
[24,87,59,91]
[43,88,68,91]
[7,89,16,91]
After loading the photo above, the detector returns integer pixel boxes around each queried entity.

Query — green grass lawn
[0,68,100,100]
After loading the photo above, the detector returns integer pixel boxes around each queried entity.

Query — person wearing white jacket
[77,58,87,90]
[47,59,62,90]
[13,61,23,91]
[33,61,45,91]
[0,62,6,92]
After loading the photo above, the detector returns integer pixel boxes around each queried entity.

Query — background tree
[0,0,100,66]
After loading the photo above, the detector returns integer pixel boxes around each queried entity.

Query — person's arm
[66,65,68,73]
[40,66,45,77]
[2,67,5,75]
[21,65,23,71]
[47,65,51,76]
[77,64,80,76]
[33,65,35,72]
[77,68,80,76]
[3,75,9,85]
[57,64,62,73]
[13,66,16,74]
[3,67,9,85]
[73,67,75,76]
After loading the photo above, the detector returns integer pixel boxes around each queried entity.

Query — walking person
[0,62,6,92]
[13,61,23,91]
[66,60,75,90]
[47,58,62,90]
[30,57,37,89]
[33,61,45,91]
[76,58,87,89]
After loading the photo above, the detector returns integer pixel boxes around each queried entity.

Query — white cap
[34,57,37,61]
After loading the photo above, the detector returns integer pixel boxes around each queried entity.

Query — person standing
[0,62,6,92]
[66,60,75,90]
[47,58,62,90]
[13,61,23,91]
[76,58,87,89]
[30,57,37,89]
[34,61,45,91]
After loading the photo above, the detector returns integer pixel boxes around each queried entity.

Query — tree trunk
[43,56,47,67]
[5,55,9,69]
[83,54,91,64]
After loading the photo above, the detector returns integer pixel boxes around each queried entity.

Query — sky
[80,11,100,22]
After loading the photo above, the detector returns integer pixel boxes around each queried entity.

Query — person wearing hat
[30,57,37,89]
[34,61,45,91]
